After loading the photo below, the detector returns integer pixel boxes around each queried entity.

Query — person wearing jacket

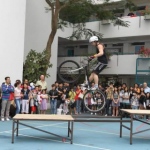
[1,77,14,121]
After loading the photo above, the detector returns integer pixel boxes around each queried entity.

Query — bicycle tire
[83,89,106,113]
[58,60,81,83]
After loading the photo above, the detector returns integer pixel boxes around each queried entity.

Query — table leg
[16,120,19,136]
[130,114,133,145]
[120,114,122,138]
[68,121,70,137]
[71,121,74,144]
[12,120,15,143]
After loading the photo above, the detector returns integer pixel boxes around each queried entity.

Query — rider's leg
[89,73,94,82]
[93,73,99,88]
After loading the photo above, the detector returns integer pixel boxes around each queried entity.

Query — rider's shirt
[96,43,108,64]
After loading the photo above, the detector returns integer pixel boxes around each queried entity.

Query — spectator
[14,80,22,114]
[68,88,76,115]
[134,83,140,94]
[60,88,69,115]
[29,87,37,114]
[36,75,47,90]
[21,83,30,114]
[118,86,124,109]
[1,77,14,121]
[131,92,139,118]
[122,87,130,117]
[49,84,58,114]
[40,89,48,114]
[55,81,59,91]
[127,12,135,17]
[57,83,64,108]
[143,82,150,94]
[75,85,82,115]
[105,82,114,116]
[145,92,150,121]
[112,87,120,117]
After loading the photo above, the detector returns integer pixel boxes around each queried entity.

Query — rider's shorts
[92,62,107,75]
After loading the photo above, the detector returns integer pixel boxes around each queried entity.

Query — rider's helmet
[89,36,98,43]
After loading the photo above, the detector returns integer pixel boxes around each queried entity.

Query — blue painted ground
[0,118,150,150]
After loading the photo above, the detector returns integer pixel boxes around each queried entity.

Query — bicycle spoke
[84,90,106,112]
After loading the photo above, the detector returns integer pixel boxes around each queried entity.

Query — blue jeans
[76,99,81,114]
[131,105,138,118]
[15,99,21,114]
[51,100,57,114]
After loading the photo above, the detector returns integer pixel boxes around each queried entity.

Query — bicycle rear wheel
[83,89,106,113]
[58,60,81,83]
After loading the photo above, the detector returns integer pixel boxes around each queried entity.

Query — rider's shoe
[90,86,98,90]
[80,83,88,88]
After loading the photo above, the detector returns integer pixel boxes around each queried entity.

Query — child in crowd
[60,88,69,115]
[49,84,58,114]
[112,87,120,117]
[68,88,76,115]
[29,87,37,114]
[37,85,42,113]
[75,85,82,115]
[40,89,48,114]
[131,92,139,118]
[21,83,30,114]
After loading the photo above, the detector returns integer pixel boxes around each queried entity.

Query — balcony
[57,54,139,75]
[84,16,150,39]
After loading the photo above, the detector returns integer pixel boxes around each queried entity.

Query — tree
[44,0,135,75]
[23,49,52,83]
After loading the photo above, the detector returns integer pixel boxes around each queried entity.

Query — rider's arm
[94,45,104,58]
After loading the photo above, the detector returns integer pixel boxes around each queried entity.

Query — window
[67,49,74,56]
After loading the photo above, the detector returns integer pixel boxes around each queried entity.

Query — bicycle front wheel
[58,60,81,83]
[83,90,106,113]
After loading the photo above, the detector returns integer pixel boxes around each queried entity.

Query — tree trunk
[44,9,59,75]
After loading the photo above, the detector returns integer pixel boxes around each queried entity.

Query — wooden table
[12,114,74,144]
[120,109,150,144]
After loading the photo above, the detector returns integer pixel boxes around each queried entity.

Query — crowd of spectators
[0,75,150,122]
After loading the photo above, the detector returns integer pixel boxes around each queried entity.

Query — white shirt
[144,87,150,93]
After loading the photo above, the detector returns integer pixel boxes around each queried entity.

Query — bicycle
[58,59,106,113]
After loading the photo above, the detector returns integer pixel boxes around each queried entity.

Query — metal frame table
[120,109,150,145]
[12,114,74,144]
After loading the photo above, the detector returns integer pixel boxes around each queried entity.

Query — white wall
[0,0,26,85]
[84,16,150,39]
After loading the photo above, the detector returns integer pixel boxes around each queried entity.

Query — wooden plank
[121,109,150,115]
[13,114,74,121]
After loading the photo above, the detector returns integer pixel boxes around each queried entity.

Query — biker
[88,36,108,90]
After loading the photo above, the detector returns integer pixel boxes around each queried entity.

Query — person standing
[36,75,47,90]
[105,82,114,116]
[14,80,22,114]
[1,77,14,121]
[143,82,150,94]
[49,84,58,114]
[21,83,30,114]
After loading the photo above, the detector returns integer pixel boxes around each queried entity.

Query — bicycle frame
[68,62,90,89]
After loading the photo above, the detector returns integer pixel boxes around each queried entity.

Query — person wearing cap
[88,36,108,90]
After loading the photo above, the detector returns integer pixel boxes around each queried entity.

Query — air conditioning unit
[101,20,111,25]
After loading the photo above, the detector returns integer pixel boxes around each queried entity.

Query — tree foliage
[23,49,52,83]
